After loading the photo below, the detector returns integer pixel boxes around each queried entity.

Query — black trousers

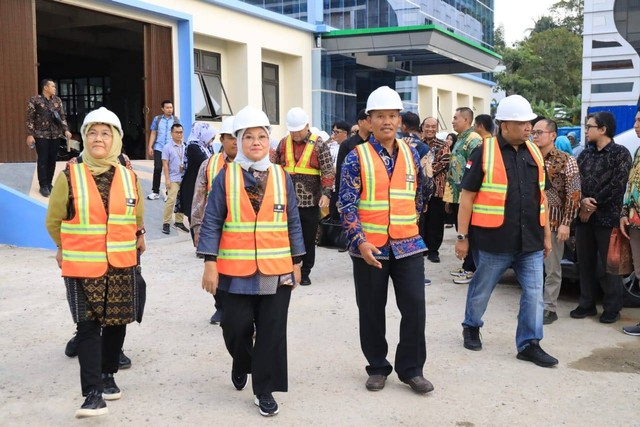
[213,289,226,312]
[576,223,623,313]
[424,196,446,256]
[76,321,126,396]
[352,254,426,381]
[152,149,163,193]
[35,138,59,188]
[298,206,320,278]
[451,203,476,272]
[221,286,292,395]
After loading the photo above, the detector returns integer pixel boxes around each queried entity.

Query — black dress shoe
[427,253,440,263]
[118,350,131,369]
[65,334,78,358]
[462,326,482,351]
[39,186,51,197]
[599,311,620,324]
[516,340,558,367]
[210,309,222,324]
[569,306,597,319]
[300,276,311,286]
[402,376,434,394]
[365,374,386,391]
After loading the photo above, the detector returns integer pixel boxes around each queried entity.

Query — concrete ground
[1,160,639,425]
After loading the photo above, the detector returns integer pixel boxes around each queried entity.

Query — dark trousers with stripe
[352,253,426,381]
[221,286,292,395]
[298,206,320,278]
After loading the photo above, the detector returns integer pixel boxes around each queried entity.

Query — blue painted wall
[0,184,56,250]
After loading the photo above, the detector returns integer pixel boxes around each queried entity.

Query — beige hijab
[81,124,123,175]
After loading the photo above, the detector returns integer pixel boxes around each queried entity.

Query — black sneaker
[543,310,558,325]
[427,253,440,263]
[101,373,121,400]
[65,334,78,358]
[174,223,189,233]
[516,340,558,367]
[254,393,279,416]
[39,186,51,197]
[569,305,597,319]
[162,223,170,234]
[300,276,311,286]
[622,323,640,336]
[462,326,482,351]
[599,311,620,324]
[118,350,131,370]
[231,371,248,390]
[75,390,108,418]
[210,310,222,325]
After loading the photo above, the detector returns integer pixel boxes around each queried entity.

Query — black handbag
[316,214,348,249]
[135,252,147,323]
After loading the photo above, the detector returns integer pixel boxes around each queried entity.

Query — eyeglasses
[584,124,600,130]
[530,130,551,137]
[86,130,113,139]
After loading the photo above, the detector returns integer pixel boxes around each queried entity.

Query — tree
[528,16,558,36]
[493,28,582,104]
[551,0,584,34]
[494,24,506,52]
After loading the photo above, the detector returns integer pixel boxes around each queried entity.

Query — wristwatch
[456,233,468,241]
[136,228,146,237]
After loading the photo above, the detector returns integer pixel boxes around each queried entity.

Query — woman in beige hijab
[46,107,145,418]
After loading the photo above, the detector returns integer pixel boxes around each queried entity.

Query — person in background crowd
[198,106,305,417]
[350,123,360,136]
[444,107,482,284]
[474,114,494,139]
[421,116,451,263]
[620,108,640,336]
[455,95,557,368]
[179,124,217,237]
[26,78,73,197]
[161,124,188,234]
[339,86,434,395]
[571,111,632,324]
[329,121,351,167]
[554,135,574,156]
[46,107,146,418]
[331,109,372,222]
[272,108,334,286]
[191,116,237,325]
[443,133,459,228]
[147,100,179,200]
[531,118,581,325]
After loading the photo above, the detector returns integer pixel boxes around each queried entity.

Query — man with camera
[26,78,72,197]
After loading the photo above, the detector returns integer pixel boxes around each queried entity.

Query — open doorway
[35,0,146,158]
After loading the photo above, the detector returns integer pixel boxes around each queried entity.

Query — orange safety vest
[283,134,320,175]
[60,163,138,278]
[471,137,546,228]
[357,140,419,247]
[205,153,227,193]
[217,163,293,276]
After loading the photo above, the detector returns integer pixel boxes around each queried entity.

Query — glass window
[194,49,232,120]
[262,63,279,124]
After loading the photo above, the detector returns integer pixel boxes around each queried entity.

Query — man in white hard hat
[338,86,434,394]
[454,94,558,367]
[272,107,334,285]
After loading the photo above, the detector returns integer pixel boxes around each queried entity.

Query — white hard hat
[286,107,309,132]
[365,86,403,114]
[232,106,270,136]
[81,107,123,137]
[219,116,236,136]
[309,126,321,135]
[318,131,330,142]
[495,95,537,122]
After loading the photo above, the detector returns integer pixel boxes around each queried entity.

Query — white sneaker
[147,192,159,200]
[453,272,474,284]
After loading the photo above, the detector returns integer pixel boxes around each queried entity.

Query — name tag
[126,198,136,207]
[274,204,285,213]
[406,174,415,183]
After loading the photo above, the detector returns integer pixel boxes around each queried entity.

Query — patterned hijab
[81,124,122,175]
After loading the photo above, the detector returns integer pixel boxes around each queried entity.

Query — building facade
[0,0,498,162]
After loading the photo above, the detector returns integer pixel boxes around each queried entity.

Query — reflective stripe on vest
[60,164,138,278]
[357,140,419,247]
[217,163,293,276]
[206,153,226,193]
[471,138,546,228]
[283,134,321,175]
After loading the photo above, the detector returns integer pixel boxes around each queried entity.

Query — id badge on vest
[406,174,415,183]
[274,203,285,213]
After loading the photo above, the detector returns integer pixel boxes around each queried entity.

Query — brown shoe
[402,376,434,394]
[365,374,386,391]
